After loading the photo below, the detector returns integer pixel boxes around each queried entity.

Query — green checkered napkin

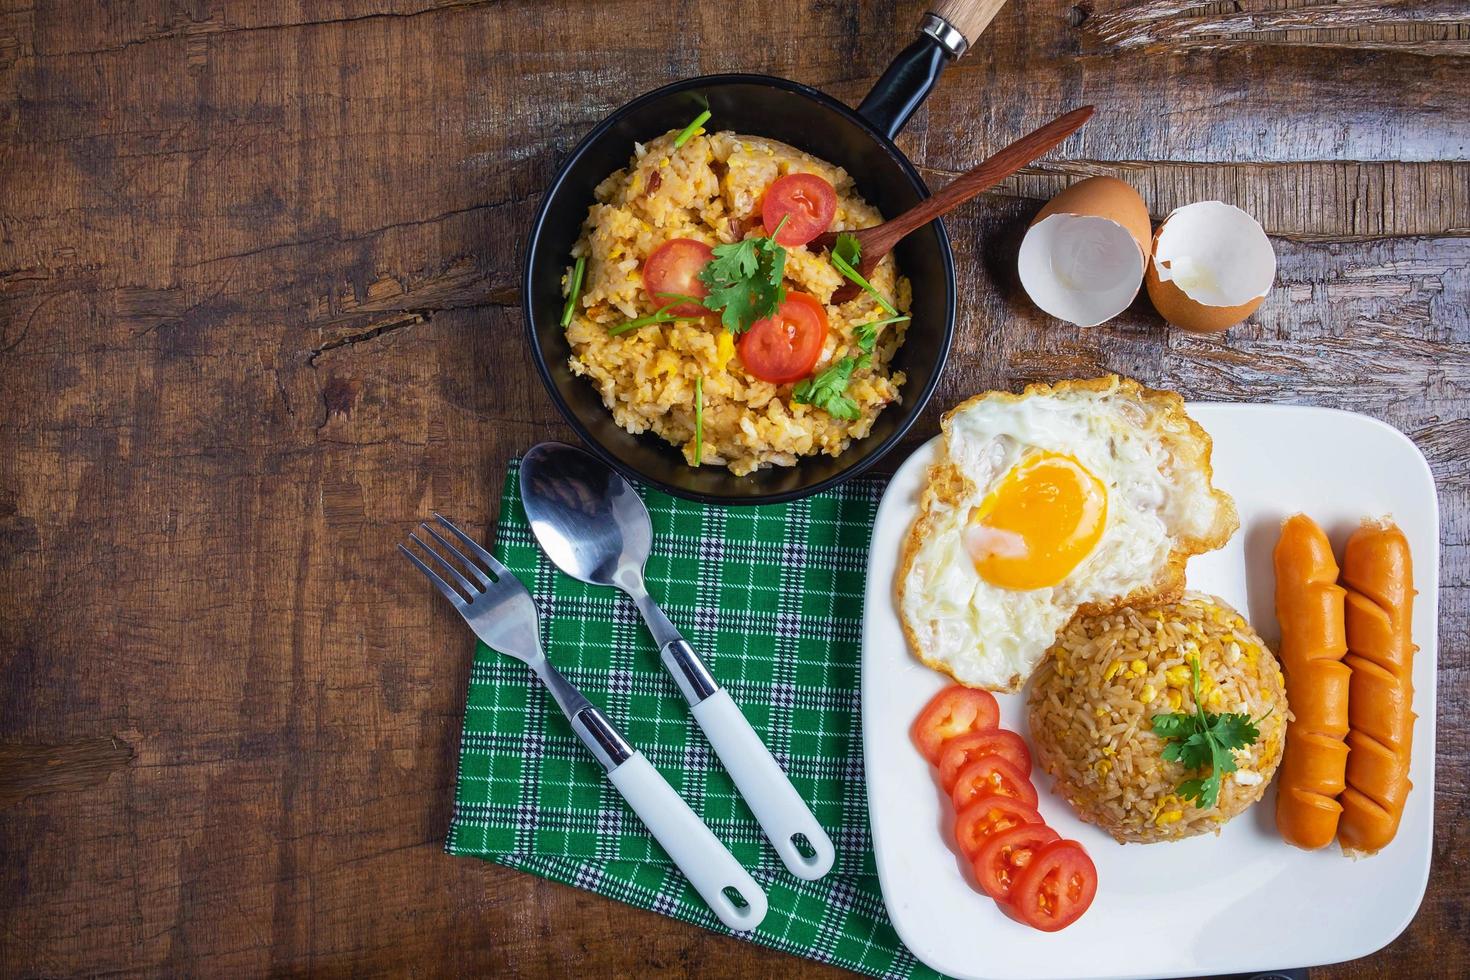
[447,461,942,978]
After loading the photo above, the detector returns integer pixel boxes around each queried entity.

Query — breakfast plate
[862,403,1438,980]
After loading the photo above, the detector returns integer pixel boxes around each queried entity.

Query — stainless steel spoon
[519,442,836,880]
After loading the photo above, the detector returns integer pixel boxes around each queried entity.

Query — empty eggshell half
[1145,201,1276,332]
[1018,176,1153,327]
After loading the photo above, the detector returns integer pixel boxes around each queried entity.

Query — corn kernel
[1141,683,1157,703]
[1101,746,1114,757]
[1167,690,1182,711]
[1104,661,1124,682]
[1208,688,1224,707]
[715,331,735,371]
[1165,665,1192,687]
[1156,810,1183,826]
[1130,659,1148,676]
[1094,759,1113,776]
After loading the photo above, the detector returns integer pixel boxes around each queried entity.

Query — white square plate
[862,404,1438,980]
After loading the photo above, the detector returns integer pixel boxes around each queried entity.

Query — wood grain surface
[1,0,1466,976]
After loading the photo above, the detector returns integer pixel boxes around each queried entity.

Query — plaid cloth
[447,461,941,978]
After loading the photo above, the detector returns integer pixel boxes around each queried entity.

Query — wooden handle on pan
[930,0,1010,51]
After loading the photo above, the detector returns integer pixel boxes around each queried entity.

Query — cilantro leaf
[1149,654,1266,811]
[853,314,910,354]
[1150,712,1196,740]
[1208,712,1260,756]
[698,219,788,334]
[834,231,861,268]
[1174,732,1216,772]
[792,357,861,420]
[1176,773,1220,809]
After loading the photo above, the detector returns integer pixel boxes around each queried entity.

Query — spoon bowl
[521,442,652,592]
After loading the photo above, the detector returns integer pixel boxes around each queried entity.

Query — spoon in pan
[520,442,836,881]
[815,105,1095,303]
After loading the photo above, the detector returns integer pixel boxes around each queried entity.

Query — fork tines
[399,513,506,607]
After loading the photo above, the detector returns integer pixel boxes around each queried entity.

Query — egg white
[899,378,1237,690]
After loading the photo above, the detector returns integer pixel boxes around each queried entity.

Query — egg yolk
[964,452,1108,590]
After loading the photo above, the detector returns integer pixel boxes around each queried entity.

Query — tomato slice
[761,173,837,247]
[1007,839,1098,932]
[953,796,1044,861]
[911,686,1001,765]
[643,238,713,315]
[937,729,1033,792]
[737,291,828,384]
[974,824,1060,905]
[950,754,1039,812]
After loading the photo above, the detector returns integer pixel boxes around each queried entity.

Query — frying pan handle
[856,1,1010,139]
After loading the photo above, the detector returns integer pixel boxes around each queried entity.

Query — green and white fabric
[447,461,940,978]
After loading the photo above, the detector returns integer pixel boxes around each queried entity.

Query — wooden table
[1,1,1465,976]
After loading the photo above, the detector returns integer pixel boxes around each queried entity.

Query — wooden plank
[919,161,1470,240]
[0,0,1466,977]
[1086,0,1470,56]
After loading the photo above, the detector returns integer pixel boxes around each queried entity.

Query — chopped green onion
[673,109,712,149]
[560,255,586,328]
[694,375,704,466]
[830,249,898,316]
[653,292,705,308]
[607,303,704,336]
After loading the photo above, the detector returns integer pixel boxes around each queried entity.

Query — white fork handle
[607,751,768,931]
[691,690,837,880]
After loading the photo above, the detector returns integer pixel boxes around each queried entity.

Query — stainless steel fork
[401,514,767,932]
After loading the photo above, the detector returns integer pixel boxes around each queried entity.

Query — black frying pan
[523,1,1008,504]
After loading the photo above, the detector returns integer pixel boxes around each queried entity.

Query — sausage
[1338,521,1416,855]
[1273,514,1351,849]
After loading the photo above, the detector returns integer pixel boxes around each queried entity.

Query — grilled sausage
[1338,521,1416,855]
[1273,514,1351,850]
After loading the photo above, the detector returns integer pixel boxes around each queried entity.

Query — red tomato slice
[737,291,828,384]
[937,729,1033,792]
[761,173,837,247]
[974,824,1060,905]
[950,755,1038,812]
[953,796,1044,862]
[1007,839,1098,932]
[911,686,1001,765]
[643,238,713,315]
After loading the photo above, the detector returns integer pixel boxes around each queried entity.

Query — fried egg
[897,376,1238,691]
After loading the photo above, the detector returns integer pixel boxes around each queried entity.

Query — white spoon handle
[633,591,836,880]
[607,751,768,931]
[691,688,837,880]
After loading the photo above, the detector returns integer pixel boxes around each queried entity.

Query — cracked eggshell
[1018,176,1154,327]
[1145,201,1276,333]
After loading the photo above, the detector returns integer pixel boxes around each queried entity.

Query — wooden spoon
[815,105,1095,303]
